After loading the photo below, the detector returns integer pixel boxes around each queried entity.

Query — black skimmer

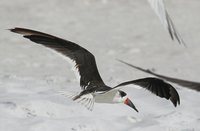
[147,0,185,45]
[10,27,180,112]
[118,60,200,92]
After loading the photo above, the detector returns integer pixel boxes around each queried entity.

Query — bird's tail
[59,90,95,111]
[59,90,79,99]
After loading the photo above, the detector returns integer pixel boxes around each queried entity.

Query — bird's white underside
[94,89,119,103]
[59,89,125,111]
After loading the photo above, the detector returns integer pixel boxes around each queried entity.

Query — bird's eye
[119,91,126,97]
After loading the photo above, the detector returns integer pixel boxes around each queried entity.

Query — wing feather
[10,27,105,90]
[114,77,180,107]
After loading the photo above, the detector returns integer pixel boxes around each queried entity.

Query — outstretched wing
[114,77,180,107]
[118,59,200,92]
[10,27,105,90]
[147,0,185,45]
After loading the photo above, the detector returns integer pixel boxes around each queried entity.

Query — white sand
[0,0,200,130]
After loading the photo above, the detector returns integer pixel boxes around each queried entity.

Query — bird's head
[117,90,139,112]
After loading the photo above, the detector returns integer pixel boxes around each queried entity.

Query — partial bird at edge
[147,0,186,46]
[118,59,200,92]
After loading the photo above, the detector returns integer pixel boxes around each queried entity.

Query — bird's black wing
[10,27,105,90]
[118,60,200,92]
[114,77,180,107]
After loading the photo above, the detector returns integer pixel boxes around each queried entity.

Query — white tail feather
[59,90,95,111]
[59,90,79,99]
[74,93,95,111]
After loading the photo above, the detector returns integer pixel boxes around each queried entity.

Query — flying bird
[147,0,185,45]
[10,27,180,112]
[118,59,200,92]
